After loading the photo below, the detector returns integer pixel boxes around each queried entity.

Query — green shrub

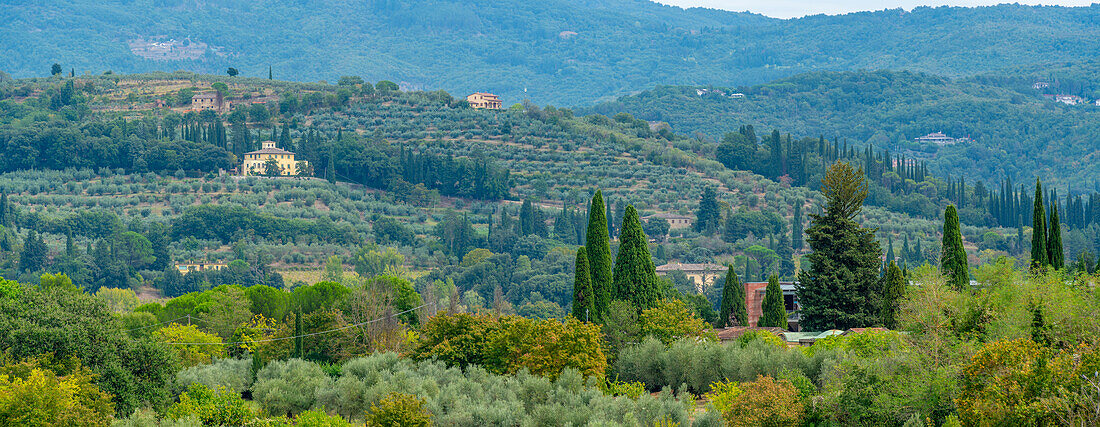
[166,383,256,426]
[175,358,253,396]
[254,359,333,417]
[364,392,431,427]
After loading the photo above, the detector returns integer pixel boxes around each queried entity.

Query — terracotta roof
[245,147,295,155]
[655,262,725,272]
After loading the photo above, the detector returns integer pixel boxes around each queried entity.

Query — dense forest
[588,69,1100,189]
[7,1,1100,104]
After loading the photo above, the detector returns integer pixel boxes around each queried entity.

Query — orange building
[466,92,502,109]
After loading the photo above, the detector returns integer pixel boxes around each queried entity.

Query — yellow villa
[466,92,502,109]
[241,141,304,176]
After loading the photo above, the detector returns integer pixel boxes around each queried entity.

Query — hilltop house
[643,213,693,229]
[914,132,957,146]
[192,92,230,113]
[175,262,227,275]
[241,141,305,176]
[656,262,725,293]
[466,92,502,109]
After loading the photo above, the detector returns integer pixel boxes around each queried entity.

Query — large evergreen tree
[585,190,613,319]
[695,186,721,235]
[1048,202,1064,269]
[881,260,905,329]
[611,205,659,310]
[718,265,747,327]
[1031,179,1048,269]
[757,274,786,328]
[572,247,595,322]
[940,205,969,290]
[796,161,883,330]
[19,230,48,272]
[777,232,796,278]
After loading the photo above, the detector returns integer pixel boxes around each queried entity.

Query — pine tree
[718,265,747,327]
[1048,202,1064,269]
[695,186,721,235]
[1032,179,1049,269]
[940,205,969,290]
[572,248,595,322]
[758,274,786,328]
[881,260,905,329]
[585,190,613,319]
[796,161,883,330]
[268,65,273,80]
[791,203,803,250]
[612,205,659,310]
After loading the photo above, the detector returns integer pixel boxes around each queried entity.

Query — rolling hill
[6,1,1100,105]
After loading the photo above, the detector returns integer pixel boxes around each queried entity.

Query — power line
[125,314,204,332]
[165,303,428,345]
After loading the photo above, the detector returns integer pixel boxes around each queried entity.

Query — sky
[654,0,1096,19]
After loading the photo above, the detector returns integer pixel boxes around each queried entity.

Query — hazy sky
[654,1,1096,18]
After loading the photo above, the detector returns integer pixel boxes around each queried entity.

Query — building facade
[241,141,304,176]
[192,92,230,113]
[643,213,694,229]
[743,280,800,330]
[466,92,503,109]
[655,262,725,293]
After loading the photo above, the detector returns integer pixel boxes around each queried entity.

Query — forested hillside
[6,1,1100,104]
[588,69,1100,190]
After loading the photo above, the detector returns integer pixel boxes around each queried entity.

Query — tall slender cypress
[881,260,905,329]
[1031,179,1049,269]
[572,248,595,322]
[293,309,303,359]
[758,274,786,328]
[791,203,803,250]
[0,192,7,228]
[718,265,747,327]
[941,205,969,290]
[611,205,659,310]
[1048,203,1064,269]
[585,191,613,318]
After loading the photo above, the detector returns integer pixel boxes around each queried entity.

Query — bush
[640,299,715,345]
[152,324,225,367]
[0,363,114,426]
[724,376,803,427]
[166,383,255,426]
[615,337,827,395]
[364,392,431,427]
[409,313,606,379]
[175,358,253,396]
[254,358,333,417]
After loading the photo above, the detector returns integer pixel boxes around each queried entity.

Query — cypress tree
[1048,203,1064,269]
[572,248,595,322]
[293,309,303,358]
[792,203,803,250]
[1032,179,1049,269]
[695,186,721,235]
[611,205,659,310]
[585,191,613,318]
[19,230,48,273]
[777,232,796,278]
[758,274,786,328]
[0,192,7,228]
[881,260,905,329]
[941,205,969,290]
[718,265,747,327]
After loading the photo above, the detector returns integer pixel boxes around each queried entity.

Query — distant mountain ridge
[4,0,1100,104]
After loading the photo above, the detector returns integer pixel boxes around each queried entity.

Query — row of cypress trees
[1031,179,1065,270]
[572,190,661,322]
